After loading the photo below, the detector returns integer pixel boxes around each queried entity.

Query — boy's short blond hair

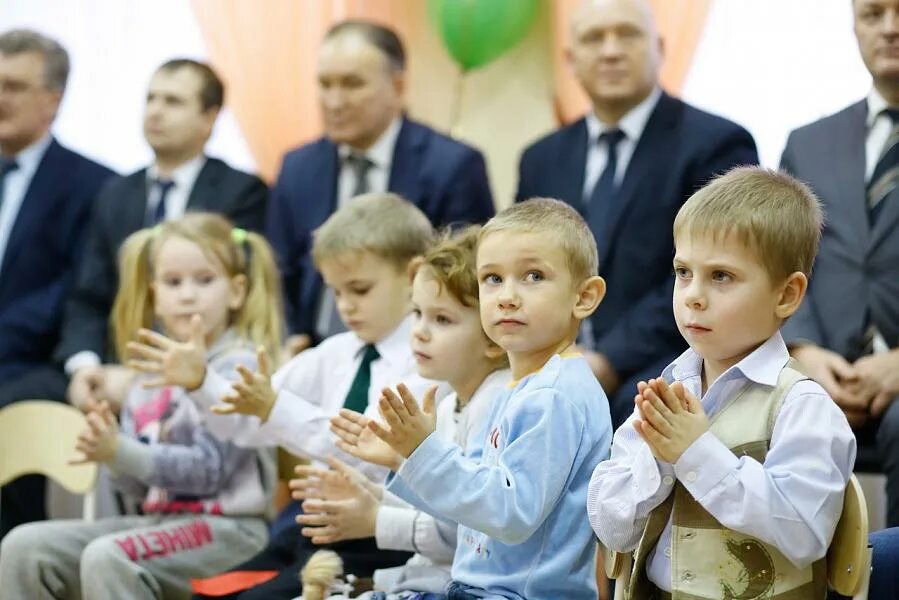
[479,198,598,283]
[673,167,823,281]
[312,193,435,270]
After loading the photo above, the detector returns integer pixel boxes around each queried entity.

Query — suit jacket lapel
[558,120,590,210]
[0,140,62,277]
[185,158,218,211]
[596,93,676,264]
[388,117,424,203]
[831,101,870,256]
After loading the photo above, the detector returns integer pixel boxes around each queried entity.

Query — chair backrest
[828,474,870,596]
[0,400,97,495]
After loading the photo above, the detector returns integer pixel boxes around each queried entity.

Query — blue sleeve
[392,388,586,545]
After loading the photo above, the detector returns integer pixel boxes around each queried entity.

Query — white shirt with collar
[191,315,442,482]
[581,86,662,202]
[337,116,402,207]
[587,332,856,591]
[0,132,53,274]
[145,154,207,221]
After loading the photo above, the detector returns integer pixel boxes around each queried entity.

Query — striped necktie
[867,108,899,225]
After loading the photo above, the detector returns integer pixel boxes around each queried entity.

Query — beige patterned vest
[627,359,828,600]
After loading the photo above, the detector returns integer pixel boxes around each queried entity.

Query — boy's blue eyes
[481,271,544,284]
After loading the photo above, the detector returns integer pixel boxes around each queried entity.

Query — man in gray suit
[781,0,899,524]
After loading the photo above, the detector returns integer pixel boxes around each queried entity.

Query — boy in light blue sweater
[355,199,613,599]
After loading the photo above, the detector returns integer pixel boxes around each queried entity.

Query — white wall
[0,0,255,175]
[683,0,870,167]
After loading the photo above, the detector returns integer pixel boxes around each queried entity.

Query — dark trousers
[853,399,899,528]
[192,522,412,600]
[0,365,68,540]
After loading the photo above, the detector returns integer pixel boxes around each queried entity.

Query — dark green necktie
[342,344,380,414]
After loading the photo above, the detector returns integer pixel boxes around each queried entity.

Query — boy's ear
[572,275,606,320]
[775,271,807,319]
[407,256,425,283]
[228,274,249,311]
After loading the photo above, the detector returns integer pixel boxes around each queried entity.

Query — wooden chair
[0,400,98,522]
[600,474,872,600]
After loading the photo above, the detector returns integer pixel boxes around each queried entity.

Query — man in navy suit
[267,20,495,355]
[516,0,758,427]
[0,30,114,538]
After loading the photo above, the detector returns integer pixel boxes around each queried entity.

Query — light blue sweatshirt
[387,354,612,599]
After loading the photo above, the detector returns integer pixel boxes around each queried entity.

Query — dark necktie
[342,344,380,414]
[0,157,20,211]
[587,129,626,251]
[346,152,374,197]
[148,178,175,225]
[867,108,899,225]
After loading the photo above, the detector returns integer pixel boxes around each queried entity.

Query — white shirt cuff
[675,431,740,501]
[65,351,101,376]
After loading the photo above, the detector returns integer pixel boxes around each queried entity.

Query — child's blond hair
[312,193,435,271]
[111,213,283,360]
[419,226,508,369]
[673,167,823,281]
[479,198,598,283]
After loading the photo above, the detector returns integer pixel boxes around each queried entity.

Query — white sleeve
[674,380,856,567]
[587,410,676,551]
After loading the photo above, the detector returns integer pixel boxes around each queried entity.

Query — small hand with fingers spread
[367,384,439,459]
[633,378,708,464]
[70,400,119,465]
[127,315,207,391]
[212,347,276,421]
[330,409,403,471]
[294,457,381,545]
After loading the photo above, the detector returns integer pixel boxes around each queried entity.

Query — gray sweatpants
[0,514,267,600]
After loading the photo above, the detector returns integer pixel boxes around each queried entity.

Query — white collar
[147,153,207,187]
[663,331,789,388]
[339,117,402,170]
[6,132,53,175]
[867,88,892,128]
[585,87,662,144]
[354,313,413,368]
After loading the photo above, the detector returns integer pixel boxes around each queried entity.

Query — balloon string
[450,66,466,138]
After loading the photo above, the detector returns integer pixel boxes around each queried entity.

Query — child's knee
[0,522,50,559]
[80,535,128,574]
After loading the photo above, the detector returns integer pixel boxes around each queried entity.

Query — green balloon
[428,0,539,71]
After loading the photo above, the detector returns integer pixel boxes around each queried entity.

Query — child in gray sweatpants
[0,215,282,600]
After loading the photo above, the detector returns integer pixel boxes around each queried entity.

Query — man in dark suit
[0,29,115,538]
[516,0,758,427]
[267,20,495,354]
[56,59,268,412]
[783,0,899,525]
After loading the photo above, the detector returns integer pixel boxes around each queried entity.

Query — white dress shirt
[587,332,856,591]
[581,87,661,201]
[191,315,442,482]
[0,133,52,274]
[145,154,206,221]
[337,117,401,207]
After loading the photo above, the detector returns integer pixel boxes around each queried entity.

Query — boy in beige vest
[588,167,856,599]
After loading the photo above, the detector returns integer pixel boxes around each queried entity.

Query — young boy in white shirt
[588,167,856,599]
[349,199,614,599]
